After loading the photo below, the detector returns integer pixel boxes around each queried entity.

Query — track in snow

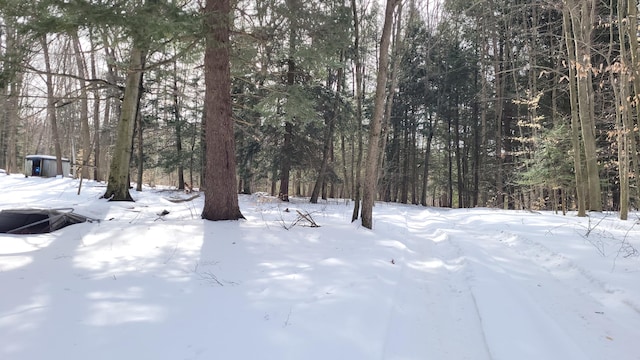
[376,207,640,360]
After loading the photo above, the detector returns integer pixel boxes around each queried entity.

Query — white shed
[24,155,71,177]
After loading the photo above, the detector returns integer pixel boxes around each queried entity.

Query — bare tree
[70,29,92,180]
[563,0,602,212]
[359,0,400,229]
[350,0,364,221]
[41,34,64,176]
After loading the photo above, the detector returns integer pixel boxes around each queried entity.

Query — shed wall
[24,156,71,177]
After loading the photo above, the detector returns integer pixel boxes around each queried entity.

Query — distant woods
[0,0,638,220]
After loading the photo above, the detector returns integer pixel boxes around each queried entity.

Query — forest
[0,0,638,221]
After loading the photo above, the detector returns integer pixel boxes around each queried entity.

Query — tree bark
[71,29,92,180]
[3,23,23,175]
[135,102,143,192]
[567,0,602,211]
[616,0,630,220]
[360,0,399,229]
[420,116,435,206]
[5,73,22,175]
[562,3,586,216]
[340,135,350,199]
[279,0,300,202]
[624,0,640,213]
[380,2,405,204]
[89,33,102,181]
[41,34,63,176]
[310,98,337,204]
[173,62,185,190]
[103,45,145,201]
[99,31,118,182]
[279,120,293,201]
[493,33,506,208]
[351,0,363,221]
[201,0,244,220]
[454,95,463,207]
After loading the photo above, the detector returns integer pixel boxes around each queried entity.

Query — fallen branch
[283,210,320,230]
[295,210,320,227]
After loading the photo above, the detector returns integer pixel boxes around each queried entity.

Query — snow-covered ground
[1,174,639,360]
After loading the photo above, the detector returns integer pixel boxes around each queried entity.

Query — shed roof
[26,155,70,162]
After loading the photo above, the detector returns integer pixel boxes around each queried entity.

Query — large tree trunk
[360,0,399,229]
[103,45,145,201]
[201,0,243,221]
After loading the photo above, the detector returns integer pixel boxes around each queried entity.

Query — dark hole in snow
[0,208,95,234]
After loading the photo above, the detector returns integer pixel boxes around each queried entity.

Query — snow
[25,155,70,161]
[1,174,639,360]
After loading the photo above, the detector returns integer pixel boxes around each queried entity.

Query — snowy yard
[1,174,639,359]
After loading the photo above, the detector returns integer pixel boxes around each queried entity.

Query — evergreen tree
[201,0,243,220]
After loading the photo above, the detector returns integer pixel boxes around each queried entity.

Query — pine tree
[201,0,243,221]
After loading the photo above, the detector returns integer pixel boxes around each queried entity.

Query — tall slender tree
[71,29,91,180]
[40,34,64,176]
[359,0,400,229]
[103,44,146,201]
[1,18,24,175]
[350,0,364,221]
[564,0,602,212]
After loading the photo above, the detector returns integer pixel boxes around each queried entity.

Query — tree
[359,0,400,229]
[103,44,146,201]
[40,34,64,176]
[624,0,640,209]
[350,0,365,221]
[1,18,25,175]
[70,28,91,180]
[310,81,342,204]
[518,124,574,213]
[102,0,198,200]
[563,0,602,212]
[201,0,243,221]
